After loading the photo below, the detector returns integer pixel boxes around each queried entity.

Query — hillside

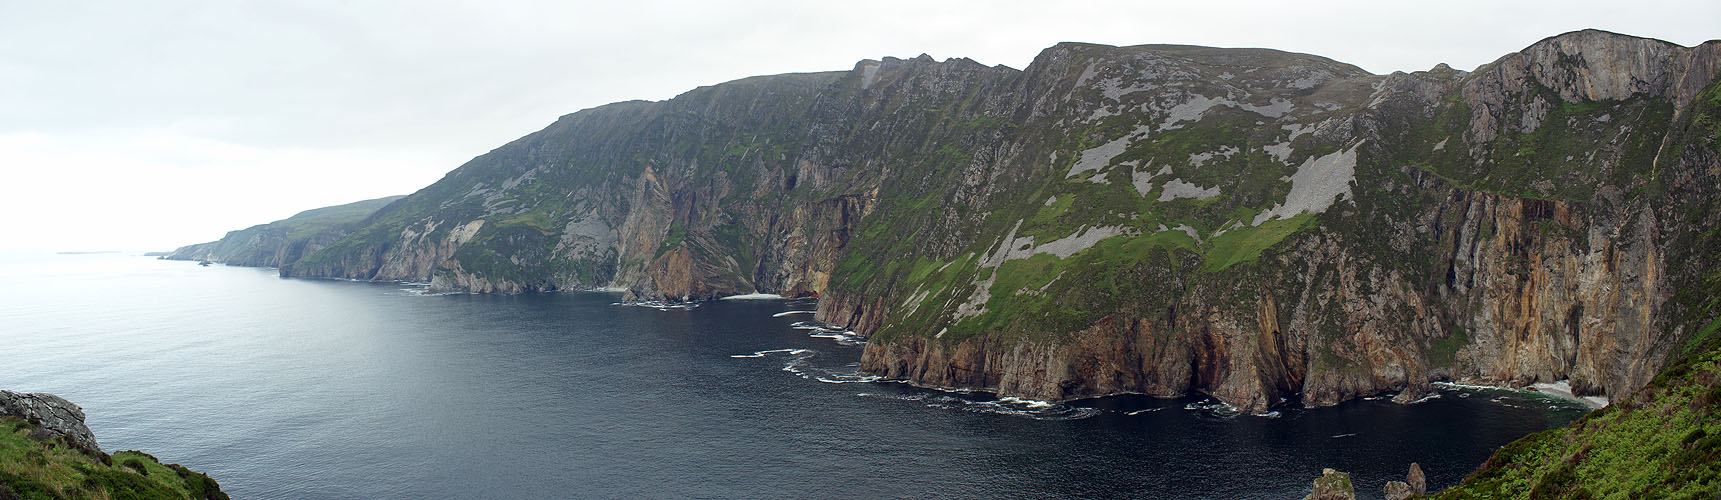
[165,195,405,267]
[178,30,1721,414]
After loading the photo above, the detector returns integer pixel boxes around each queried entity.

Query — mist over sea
[0,253,1589,499]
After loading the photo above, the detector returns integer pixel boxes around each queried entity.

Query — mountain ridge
[183,30,1721,416]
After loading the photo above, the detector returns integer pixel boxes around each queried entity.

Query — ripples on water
[0,254,1592,499]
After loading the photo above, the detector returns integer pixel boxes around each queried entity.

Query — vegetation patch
[0,417,227,500]
[932,230,1197,344]
[1428,324,1469,368]
[1198,213,1316,273]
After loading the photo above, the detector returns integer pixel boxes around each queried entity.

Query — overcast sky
[3,0,1717,252]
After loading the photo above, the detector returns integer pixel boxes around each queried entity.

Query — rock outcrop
[183,30,1721,413]
[1305,468,1357,500]
[1384,480,1414,500]
[1384,463,1425,499]
[1408,462,1427,496]
[0,390,229,500]
[0,390,100,454]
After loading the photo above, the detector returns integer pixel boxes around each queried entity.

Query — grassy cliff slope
[1434,333,1721,499]
[0,417,225,500]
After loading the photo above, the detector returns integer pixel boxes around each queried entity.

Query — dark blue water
[0,253,1588,499]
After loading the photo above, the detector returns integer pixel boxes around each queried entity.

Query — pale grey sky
[3,0,1716,251]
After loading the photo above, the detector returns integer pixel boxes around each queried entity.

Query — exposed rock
[181,30,1721,414]
[0,390,100,454]
[1304,468,1357,500]
[1384,480,1414,500]
[1407,462,1427,495]
[0,390,230,499]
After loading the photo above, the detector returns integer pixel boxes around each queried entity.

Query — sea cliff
[181,30,1721,413]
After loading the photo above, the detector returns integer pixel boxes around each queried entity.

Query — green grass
[655,220,689,259]
[0,417,227,500]
[275,195,405,240]
[1198,213,1316,273]
[926,229,1198,344]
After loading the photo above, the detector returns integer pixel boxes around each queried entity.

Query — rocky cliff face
[196,30,1721,413]
[855,30,1721,412]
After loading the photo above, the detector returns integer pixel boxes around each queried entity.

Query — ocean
[0,253,1589,499]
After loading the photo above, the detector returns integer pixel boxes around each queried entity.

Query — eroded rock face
[202,30,1721,413]
[0,390,100,454]
[863,315,1194,402]
[846,30,1721,413]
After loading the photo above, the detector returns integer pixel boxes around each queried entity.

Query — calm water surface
[0,253,1588,499]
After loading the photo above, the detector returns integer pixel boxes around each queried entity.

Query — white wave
[772,310,817,317]
[789,320,866,346]
[730,348,812,358]
[1434,380,1603,409]
[1432,381,1511,391]
[858,391,1100,421]
[587,286,628,292]
[813,374,883,384]
[1530,380,1611,409]
[996,396,1055,409]
[1125,408,1164,415]
[612,300,698,311]
[1401,392,1442,405]
[720,293,783,300]
[1331,433,1357,438]
[1183,399,1241,415]
[808,331,865,346]
[397,286,456,297]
